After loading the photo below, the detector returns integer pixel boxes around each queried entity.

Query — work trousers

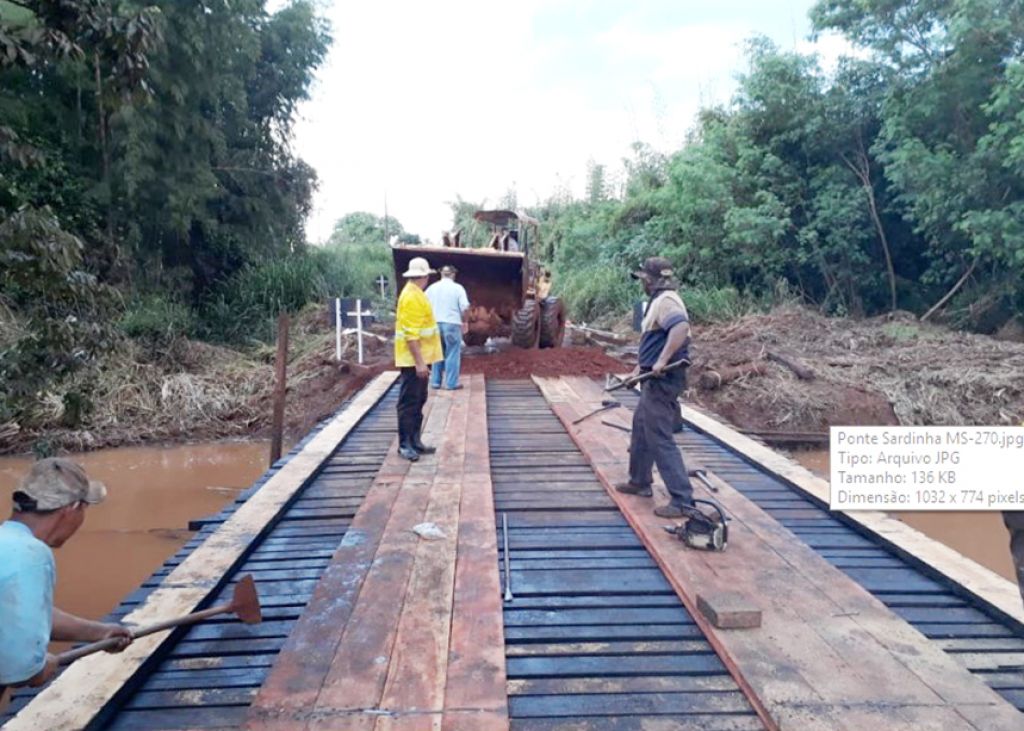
[430,322,463,389]
[1004,512,1024,608]
[397,367,429,445]
[628,368,694,508]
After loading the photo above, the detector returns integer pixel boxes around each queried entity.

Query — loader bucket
[392,245,527,342]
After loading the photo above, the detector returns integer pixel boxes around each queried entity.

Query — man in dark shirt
[616,257,697,518]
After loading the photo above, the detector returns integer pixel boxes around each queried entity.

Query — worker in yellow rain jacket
[394,257,444,461]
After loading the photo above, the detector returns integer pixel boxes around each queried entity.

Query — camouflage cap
[13,458,107,512]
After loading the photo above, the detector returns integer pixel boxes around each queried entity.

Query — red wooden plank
[441,710,508,731]
[374,715,434,731]
[251,377,510,730]
[311,389,458,722]
[314,477,445,713]
[536,376,1024,731]
[443,375,509,728]
[247,399,443,730]
[376,387,470,719]
[247,433,413,728]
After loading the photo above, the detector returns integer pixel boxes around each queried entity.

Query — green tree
[327,211,405,246]
[813,0,1024,323]
[118,0,329,301]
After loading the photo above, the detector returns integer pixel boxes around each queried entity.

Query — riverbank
[4,303,1022,456]
[0,307,390,455]
[672,305,1023,434]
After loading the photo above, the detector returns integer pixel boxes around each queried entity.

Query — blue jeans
[430,322,463,389]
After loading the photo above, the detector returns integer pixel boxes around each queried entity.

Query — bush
[682,285,748,324]
[558,265,636,323]
[0,207,118,428]
[120,296,195,345]
[196,244,394,344]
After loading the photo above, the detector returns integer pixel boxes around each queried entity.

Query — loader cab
[473,210,538,256]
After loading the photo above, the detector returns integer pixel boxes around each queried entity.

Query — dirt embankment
[1,308,392,455]
[7,303,1022,455]
[677,307,1024,433]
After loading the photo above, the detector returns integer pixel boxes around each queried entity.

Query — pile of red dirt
[461,346,627,379]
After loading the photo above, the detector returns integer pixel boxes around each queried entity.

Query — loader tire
[465,332,488,347]
[510,299,540,348]
[539,297,566,349]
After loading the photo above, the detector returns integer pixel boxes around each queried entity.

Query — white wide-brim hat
[403,257,436,278]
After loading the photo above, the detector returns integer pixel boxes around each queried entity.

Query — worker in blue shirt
[0,459,132,710]
[425,264,471,390]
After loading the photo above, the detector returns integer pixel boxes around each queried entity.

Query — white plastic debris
[412,522,447,540]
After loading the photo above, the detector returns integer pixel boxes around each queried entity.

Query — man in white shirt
[425,265,470,390]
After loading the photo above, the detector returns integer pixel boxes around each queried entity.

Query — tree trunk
[699,361,768,390]
[766,350,815,380]
[921,260,978,322]
[94,53,115,261]
[841,144,897,312]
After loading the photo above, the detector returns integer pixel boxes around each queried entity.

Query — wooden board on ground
[534,375,1023,731]
[7,372,400,731]
[248,375,508,731]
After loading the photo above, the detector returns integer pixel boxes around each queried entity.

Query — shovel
[57,574,262,665]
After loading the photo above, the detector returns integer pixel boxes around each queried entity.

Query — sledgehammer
[57,575,262,665]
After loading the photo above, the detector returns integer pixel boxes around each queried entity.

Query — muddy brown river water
[0,442,269,623]
[791,449,1017,582]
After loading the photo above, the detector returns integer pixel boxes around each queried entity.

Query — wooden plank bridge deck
[3,373,1023,730]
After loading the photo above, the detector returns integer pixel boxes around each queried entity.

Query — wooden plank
[246,444,413,725]
[534,376,1024,731]
[676,398,1024,629]
[694,469,1022,724]
[375,387,470,724]
[443,375,510,728]
[7,372,399,731]
[308,395,453,729]
[250,377,506,730]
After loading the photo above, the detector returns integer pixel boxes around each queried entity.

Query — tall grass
[119,295,196,345]
[198,244,393,344]
[557,265,636,324]
[557,264,791,327]
[682,285,749,324]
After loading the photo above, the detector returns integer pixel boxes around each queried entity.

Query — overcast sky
[284,0,847,243]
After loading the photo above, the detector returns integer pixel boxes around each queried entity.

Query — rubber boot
[398,439,420,461]
[412,429,435,454]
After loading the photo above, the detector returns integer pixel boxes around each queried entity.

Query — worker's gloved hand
[28,653,58,687]
[99,624,134,653]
